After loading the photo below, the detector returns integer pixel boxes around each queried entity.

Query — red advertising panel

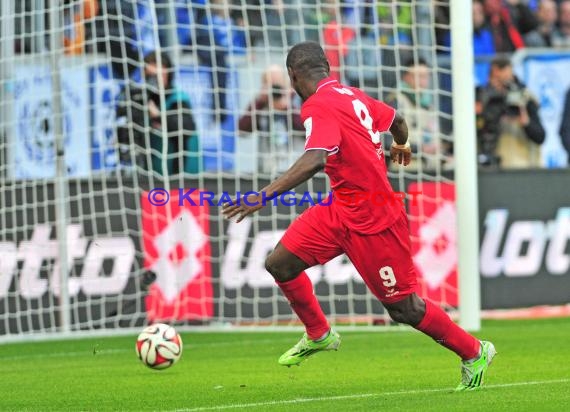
[141,189,213,321]
[408,182,458,307]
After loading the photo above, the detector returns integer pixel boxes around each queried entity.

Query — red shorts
[280,204,417,304]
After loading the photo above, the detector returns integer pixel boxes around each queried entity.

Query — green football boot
[278,329,341,366]
[455,341,497,391]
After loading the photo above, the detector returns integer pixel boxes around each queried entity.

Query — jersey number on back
[379,266,397,288]
[333,87,381,144]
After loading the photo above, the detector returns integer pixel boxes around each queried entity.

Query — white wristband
[391,141,410,150]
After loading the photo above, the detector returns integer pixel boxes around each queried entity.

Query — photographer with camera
[116,51,200,176]
[475,56,545,168]
[238,64,304,174]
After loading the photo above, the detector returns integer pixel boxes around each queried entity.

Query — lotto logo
[0,224,135,298]
[480,207,570,277]
[141,189,213,321]
[408,182,458,307]
[221,217,362,289]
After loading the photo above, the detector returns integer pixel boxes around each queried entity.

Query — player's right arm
[223,102,338,222]
[222,149,327,222]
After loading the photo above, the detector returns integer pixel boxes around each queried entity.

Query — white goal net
[0,0,469,340]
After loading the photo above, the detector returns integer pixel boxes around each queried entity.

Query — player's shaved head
[286,41,330,80]
[286,41,330,101]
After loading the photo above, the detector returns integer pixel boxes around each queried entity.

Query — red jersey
[302,77,401,234]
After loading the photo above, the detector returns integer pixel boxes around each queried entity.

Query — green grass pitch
[1,318,569,411]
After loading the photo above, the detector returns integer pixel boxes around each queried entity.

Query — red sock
[415,299,480,360]
[276,271,330,340]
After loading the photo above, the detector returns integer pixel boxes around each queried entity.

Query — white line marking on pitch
[174,379,570,412]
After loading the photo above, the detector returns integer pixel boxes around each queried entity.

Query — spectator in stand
[483,0,528,52]
[63,0,99,55]
[94,0,140,79]
[553,0,570,47]
[174,0,195,50]
[302,0,335,43]
[558,87,570,163]
[195,0,246,124]
[302,0,358,44]
[375,3,415,92]
[235,0,301,49]
[434,3,450,52]
[505,0,540,35]
[473,0,497,56]
[442,1,496,56]
[234,0,263,47]
[344,26,383,99]
[386,58,451,171]
[238,64,304,174]
[321,0,356,81]
[116,51,200,176]
[475,56,545,169]
[524,0,560,47]
[264,0,303,49]
[376,2,413,47]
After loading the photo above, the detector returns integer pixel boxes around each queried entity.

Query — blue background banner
[90,64,122,172]
[515,52,570,168]
[11,64,90,179]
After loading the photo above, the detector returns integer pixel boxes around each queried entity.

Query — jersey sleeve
[302,103,341,154]
[368,97,396,132]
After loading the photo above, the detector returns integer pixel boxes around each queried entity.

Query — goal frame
[451,0,481,331]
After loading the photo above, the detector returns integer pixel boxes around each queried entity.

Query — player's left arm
[222,149,328,222]
[389,112,412,166]
[368,96,411,166]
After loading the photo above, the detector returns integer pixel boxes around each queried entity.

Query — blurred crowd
[10,0,570,176]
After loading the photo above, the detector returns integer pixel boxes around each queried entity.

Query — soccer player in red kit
[223,41,496,391]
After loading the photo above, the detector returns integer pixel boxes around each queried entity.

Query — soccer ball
[136,323,183,370]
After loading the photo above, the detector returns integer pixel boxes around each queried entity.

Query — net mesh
[0,0,459,340]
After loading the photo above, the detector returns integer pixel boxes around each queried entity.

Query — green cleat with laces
[278,329,341,366]
[455,341,497,391]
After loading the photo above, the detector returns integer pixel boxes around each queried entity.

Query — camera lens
[271,86,283,99]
